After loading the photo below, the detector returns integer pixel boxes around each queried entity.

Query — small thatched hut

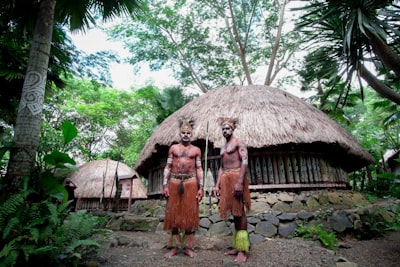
[70,159,147,211]
[135,85,374,197]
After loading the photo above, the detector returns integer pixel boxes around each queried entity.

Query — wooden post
[127,177,133,213]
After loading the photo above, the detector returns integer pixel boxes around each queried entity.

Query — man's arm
[195,147,204,201]
[213,158,223,198]
[235,139,248,193]
[162,147,174,197]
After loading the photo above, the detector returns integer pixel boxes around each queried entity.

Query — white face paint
[180,131,192,142]
[222,125,233,138]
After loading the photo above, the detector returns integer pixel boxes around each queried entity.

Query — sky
[70,26,176,91]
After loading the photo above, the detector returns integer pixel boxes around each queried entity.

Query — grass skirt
[218,169,251,219]
[164,177,199,232]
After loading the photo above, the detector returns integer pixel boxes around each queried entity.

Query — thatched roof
[70,159,147,199]
[135,85,374,174]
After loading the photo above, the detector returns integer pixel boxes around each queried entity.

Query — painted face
[222,124,233,138]
[180,131,192,142]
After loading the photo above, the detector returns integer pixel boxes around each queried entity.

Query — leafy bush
[354,207,394,240]
[0,121,111,266]
[0,186,109,266]
[295,223,338,250]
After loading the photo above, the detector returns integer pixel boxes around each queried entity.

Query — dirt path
[90,231,400,267]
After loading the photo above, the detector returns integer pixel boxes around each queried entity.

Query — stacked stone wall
[104,190,399,242]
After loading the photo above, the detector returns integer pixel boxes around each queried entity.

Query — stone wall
[105,190,399,242]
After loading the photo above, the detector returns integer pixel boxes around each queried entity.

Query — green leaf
[43,151,76,168]
[61,120,77,146]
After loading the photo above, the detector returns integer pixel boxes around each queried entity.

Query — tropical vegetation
[0,0,400,265]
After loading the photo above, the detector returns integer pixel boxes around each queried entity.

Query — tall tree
[294,0,400,105]
[4,0,141,192]
[110,0,301,93]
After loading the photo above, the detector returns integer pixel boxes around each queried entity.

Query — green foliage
[0,121,109,266]
[295,223,338,250]
[387,205,400,232]
[0,187,108,266]
[354,209,390,240]
[370,172,400,198]
[110,0,301,91]
[295,0,400,105]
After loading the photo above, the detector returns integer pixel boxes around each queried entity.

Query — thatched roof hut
[70,159,147,211]
[135,85,374,196]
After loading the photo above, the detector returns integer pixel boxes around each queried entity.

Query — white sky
[70,27,176,91]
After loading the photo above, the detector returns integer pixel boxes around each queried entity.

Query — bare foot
[164,248,179,258]
[224,249,238,256]
[184,248,197,257]
[234,251,247,263]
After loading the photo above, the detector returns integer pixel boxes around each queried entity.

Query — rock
[272,201,291,212]
[260,213,280,225]
[249,233,265,244]
[199,217,211,228]
[278,222,298,238]
[297,211,314,220]
[255,221,277,237]
[328,210,353,233]
[306,197,320,209]
[249,201,271,214]
[119,215,159,232]
[277,192,294,202]
[278,213,296,221]
[208,221,231,237]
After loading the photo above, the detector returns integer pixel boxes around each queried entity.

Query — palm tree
[294,0,400,105]
[4,0,141,192]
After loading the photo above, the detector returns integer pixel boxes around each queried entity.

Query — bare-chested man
[162,117,204,259]
[214,117,250,263]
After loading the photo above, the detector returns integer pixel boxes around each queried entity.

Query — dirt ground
[89,230,400,267]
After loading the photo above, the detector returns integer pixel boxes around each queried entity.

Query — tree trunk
[264,0,287,85]
[359,64,400,105]
[4,0,56,191]
[225,0,253,85]
[366,30,400,77]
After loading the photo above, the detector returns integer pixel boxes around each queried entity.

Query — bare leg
[164,248,179,258]
[231,215,249,263]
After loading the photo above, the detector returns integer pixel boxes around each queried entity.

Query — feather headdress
[179,116,195,132]
[218,117,238,130]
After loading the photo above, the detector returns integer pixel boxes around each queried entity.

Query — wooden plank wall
[147,152,349,196]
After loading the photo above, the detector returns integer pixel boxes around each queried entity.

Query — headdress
[218,117,238,130]
[179,117,194,132]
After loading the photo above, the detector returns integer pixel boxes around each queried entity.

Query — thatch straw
[135,85,374,175]
[70,159,145,199]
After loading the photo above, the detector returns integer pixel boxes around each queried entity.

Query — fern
[0,121,107,266]
[296,223,338,250]
[0,193,25,229]
[2,217,20,240]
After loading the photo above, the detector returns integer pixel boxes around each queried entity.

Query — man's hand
[234,183,243,198]
[163,185,169,198]
[196,187,203,201]
[214,186,220,199]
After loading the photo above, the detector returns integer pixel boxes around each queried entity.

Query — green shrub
[0,179,110,267]
[295,223,338,250]
[386,205,400,232]
[0,121,111,266]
